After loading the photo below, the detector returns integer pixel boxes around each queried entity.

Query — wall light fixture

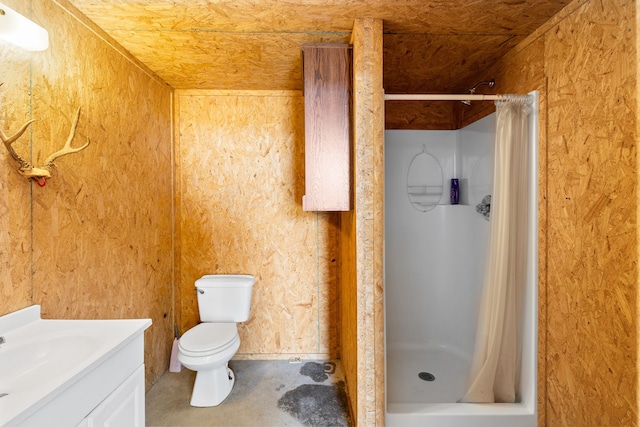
[0,2,48,51]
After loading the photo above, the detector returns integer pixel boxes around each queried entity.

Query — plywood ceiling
[67,0,570,92]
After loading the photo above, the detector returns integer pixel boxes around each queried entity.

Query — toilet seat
[179,323,239,357]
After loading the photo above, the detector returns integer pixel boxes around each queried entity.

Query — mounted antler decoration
[0,107,90,186]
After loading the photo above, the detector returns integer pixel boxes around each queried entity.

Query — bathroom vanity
[0,305,151,427]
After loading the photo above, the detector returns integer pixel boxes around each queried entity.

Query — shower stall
[384,93,538,427]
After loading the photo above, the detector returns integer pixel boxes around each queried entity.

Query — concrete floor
[146,360,352,427]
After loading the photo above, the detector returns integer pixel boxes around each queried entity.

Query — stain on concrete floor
[276,361,351,426]
[277,381,350,427]
[299,361,336,382]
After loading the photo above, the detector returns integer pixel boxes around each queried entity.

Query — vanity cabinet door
[301,44,352,211]
[87,365,145,427]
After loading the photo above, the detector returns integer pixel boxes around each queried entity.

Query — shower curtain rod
[384,93,503,101]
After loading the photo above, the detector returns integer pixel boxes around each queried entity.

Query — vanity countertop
[0,305,151,427]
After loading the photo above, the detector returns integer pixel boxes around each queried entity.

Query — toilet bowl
[178,323,241,407]
[177,275,255,407]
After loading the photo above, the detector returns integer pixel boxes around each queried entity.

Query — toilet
[177,274,255,407]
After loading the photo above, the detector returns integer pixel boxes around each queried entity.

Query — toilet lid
[179,323,238,354]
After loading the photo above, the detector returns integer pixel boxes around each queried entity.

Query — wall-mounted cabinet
[301,44,352,211]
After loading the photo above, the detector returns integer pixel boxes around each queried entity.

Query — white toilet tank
[196,274,255,322]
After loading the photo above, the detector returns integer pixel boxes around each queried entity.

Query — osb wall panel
[542,0,637,425]
[0,41,32,316]
[0,0,174,390]
[176,90,340,359]
[385,101,455,130]
[383,34,519,94]
[346,18,385,427]
[339,208,357,417]
[383,33,519,130]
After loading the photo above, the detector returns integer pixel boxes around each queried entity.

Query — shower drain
[418,372,435,382]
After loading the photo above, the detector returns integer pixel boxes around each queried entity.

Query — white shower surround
[384,92,538,427]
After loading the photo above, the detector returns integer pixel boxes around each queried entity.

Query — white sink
[0,305,151,426]
[0,332,96,394]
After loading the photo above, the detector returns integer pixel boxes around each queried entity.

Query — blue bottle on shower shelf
[450,178,459,205]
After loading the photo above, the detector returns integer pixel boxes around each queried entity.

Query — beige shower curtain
[459,95,531,403]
